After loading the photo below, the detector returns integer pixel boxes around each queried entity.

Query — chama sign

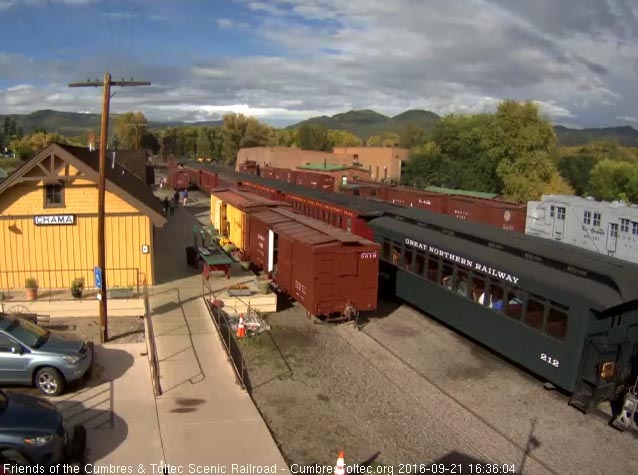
[34,215,76,226]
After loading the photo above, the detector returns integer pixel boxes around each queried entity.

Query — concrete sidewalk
[149,202,289,471]
[52,343,164,465]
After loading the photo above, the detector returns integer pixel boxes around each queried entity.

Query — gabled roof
[0,143,166,226]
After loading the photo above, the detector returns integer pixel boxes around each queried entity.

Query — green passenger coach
[370,209,638,413]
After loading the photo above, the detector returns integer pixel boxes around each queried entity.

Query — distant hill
[554,125,638,147]
[3,109,638,147]
[288,109,440,139]
[0,110,223,137]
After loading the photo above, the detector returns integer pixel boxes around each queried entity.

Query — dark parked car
[0,314,92,396]
[0,389,84,465]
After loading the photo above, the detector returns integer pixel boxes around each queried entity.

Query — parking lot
[3,336,163,466]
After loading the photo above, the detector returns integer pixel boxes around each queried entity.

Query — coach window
[487,280,505,312]
[382,241,391,260]
[426,257,439,282]
[524,296,545,330]
[336,215,342,228]
[414,253,426,276]
[346,217,352,232]
[593,212,601,227]
[441,264,454,290]
[503,290,524,320]
[454,270,470,298]
[471,275,487,304]
[404,249,413,271]
[353,189,360,196]
[546,306,568,341]
[583,211,591,225]
[391,243,401,265]
[371,189,377,197]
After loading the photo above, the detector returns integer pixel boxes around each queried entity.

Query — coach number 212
[540,353,560,367]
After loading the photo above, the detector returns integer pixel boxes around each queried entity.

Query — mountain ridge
[2,109,638,147]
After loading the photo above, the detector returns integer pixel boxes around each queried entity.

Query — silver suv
[0,314,92,396]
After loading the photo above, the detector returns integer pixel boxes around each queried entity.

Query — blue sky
[0,0,637,128]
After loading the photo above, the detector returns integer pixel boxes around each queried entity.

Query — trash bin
[186,246,198,267]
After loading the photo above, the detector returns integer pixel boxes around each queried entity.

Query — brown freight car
[249,208,379,320]
[294,170,334,191]
[384,187,448,213]
[447,196,526,232]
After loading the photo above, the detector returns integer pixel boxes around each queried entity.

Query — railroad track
[334,322,558,475]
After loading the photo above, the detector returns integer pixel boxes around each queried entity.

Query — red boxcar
[447,196,527,232]
[384,187,448,214]
[249,208,379,318]
[183,167,201,189]
[200,170,218,193]
[294,170,334,191]
[168,170,190,189]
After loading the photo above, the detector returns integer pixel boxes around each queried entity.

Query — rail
[142,277,162,396]
[203,277,251,393]
[0,267,142,302]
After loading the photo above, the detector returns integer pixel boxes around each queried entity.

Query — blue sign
[94,266,103,289]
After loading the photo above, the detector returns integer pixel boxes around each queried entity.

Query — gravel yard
[40,316,145,344]
[239,298,638,473]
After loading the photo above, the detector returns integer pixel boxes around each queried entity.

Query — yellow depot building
[0,142,167,292]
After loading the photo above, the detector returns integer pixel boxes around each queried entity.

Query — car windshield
[4,317,49,348]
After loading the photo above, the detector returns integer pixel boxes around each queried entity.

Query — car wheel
[35,367,65,396]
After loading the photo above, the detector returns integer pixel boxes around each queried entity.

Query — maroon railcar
[200,170,218,193]
[447,196,527,232]
[271,167,295,183]
[248,208,379,318]
[168,170,190,189]
[294,170,334,191]
[384,187,448,214]
[182,167,201,189]
[340,183,385,199]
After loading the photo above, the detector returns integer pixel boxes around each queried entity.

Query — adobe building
[333,146,408,182]
[0,142,167,292]
[236,146,408,182]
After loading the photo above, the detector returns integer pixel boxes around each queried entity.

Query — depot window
[44,183,64,208]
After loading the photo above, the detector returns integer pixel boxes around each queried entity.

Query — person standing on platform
[182,188,189,206]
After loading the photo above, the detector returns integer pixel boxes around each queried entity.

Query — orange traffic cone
[236,314,246,338]
[334,450,345,475]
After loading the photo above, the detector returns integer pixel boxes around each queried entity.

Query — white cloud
[0,0,637,126]
[616,115,638,122]
[215,17,249,29]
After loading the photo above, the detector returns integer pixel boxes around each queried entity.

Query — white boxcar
[526,195,638,264]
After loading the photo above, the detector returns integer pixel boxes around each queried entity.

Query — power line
[103,0,114,46]
[130,0,137,53]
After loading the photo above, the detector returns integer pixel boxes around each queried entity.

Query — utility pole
[69,74,151,343]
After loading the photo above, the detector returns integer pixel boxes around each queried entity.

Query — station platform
[149,201,289,470]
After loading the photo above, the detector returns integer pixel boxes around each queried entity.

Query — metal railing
[142,278,162,396]
[0,268,142,301]
[203,277,251,393]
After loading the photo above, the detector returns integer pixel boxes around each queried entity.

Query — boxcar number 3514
[540,353,560,367]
